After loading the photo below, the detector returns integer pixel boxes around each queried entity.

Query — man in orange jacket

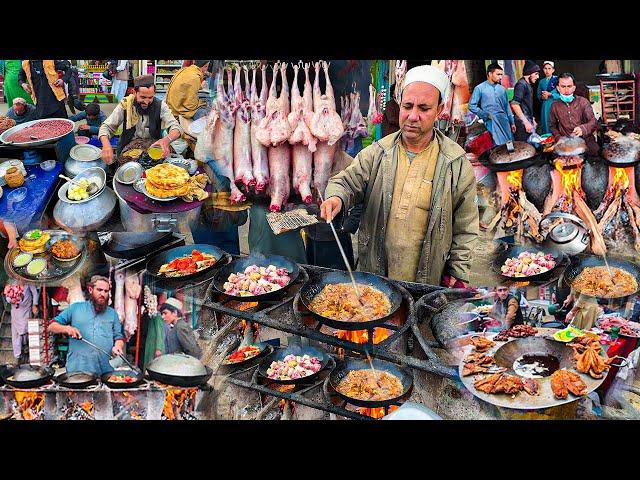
[19,60,71,119]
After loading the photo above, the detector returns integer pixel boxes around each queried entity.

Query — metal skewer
[318,191,363,304]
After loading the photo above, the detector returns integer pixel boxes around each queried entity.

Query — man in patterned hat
[157,298,202,359]
[98,74,183,165]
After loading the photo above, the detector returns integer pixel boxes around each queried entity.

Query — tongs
[78,336,138,371]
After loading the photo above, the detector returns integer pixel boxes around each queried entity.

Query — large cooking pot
[64,144,106,178]
[1,364,54,388]
[602,136,640,167]
[53,186,117,233]
[55,371,99,389]
[554,136,586,157]
[492,243,565,283]
[146,353,213,387]
[480,141,545,171]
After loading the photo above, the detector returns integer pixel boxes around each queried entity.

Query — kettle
[540,212,590,255]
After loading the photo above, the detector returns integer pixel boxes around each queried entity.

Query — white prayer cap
[543,60,555,68]
[401,65,450,103]
[163,297,183,312]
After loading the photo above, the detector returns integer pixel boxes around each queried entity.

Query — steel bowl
[7,187,27,203]
[58,167,106,204]
[46,233,84,262]
[40,160,57,171]
[75,136,90,144]
[0,118,74,146]
[115,162,144,185]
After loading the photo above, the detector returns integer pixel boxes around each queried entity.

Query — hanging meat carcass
[233,66,254,190]
[210,68,245,203]
[311,61,344,198]
[368,84,383,125]
[124,272,141,340]
[288,62,315,204]
[250,65,269,193]
[451,60,470,124]
[114,270,125,324]
[343,86,368,152]
[394,60,407,104]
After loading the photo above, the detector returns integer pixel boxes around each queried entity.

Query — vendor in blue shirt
[69,102,106,138]
[49,275,125,375]
[6,97,37,125]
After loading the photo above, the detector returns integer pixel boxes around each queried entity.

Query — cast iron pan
[479,143,547,172]
[601,139,640,167]
[146,244,229,282]
[562,254,640,301]
[257,345,330,385]
[55,371,99,389]
[492,243,565,283]
[213,253,301,302]
[101,368,145,389]
[102,232,174,260]
[1,365,54,389]
[329,357,413,408]
[221,342,271,367]
[145,366,213,388]
[299,271,403,330]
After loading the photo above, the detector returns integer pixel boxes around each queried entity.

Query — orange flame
[131,411,144,420]
[554,160,584,202]
[336,328,391,345]
[496,170,524,205]
[359,405,399,419]
[506,169,523,190]
[611,167,630,195]
[278,399,296,416]
[81,401,94,416]
[239,319,260,337]
[14,392,45,420]
[162,388,196,420]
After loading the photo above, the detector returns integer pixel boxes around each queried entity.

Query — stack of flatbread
[18,231,50,254]
[144,163,191,198]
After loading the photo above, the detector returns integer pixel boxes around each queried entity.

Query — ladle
[77,336,138,371]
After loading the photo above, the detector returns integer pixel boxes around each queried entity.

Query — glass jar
[5,166,25,188]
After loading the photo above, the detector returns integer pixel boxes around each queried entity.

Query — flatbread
[145,163,190,189]
[145,179,191,198]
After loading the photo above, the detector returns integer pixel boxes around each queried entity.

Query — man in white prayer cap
[321,64,478,286]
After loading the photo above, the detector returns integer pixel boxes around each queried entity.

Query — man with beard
[98,75,183,165]
[49,275,125,375]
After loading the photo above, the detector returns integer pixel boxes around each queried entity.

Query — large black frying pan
[55,372,99,389]
[221,342,271,367]
[101,368,145,389]
[562,254,640,301]
[146,244,229,282]
[257,345,330,385]
[1,365,54,389]
[299,271,403,330]
[601,138,640,167]
[213,253,301,302]
[146,365,213,388]
[102,232,174,260]
[329,357,413,408]
[492,243,565,283]
[479,142,546,172]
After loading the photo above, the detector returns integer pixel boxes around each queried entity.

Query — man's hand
[78,125,90,131]
[572,126,583,137]
[66,326,82,339]
[112,343,124,357]
[101,144,114,165]
[22,83,32,94]
[31,305,39,317]
[54,79,64,87]
[541,91,551,100]
[511,124,517,133]
[320,196,342,222]
[7,237,17,249]
[155,349,162,358]
[150,138,171,158]
[524,120,534,133]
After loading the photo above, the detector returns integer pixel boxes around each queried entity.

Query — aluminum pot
[53,186,117,233]
[64,144,107,178]
[113,178,201,232]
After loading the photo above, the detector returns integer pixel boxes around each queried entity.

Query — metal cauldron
[64,144,106,178]
[53,186,117,233]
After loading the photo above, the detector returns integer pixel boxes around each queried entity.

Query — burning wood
[60,396,94,420]
[491,170,543,242]
[336,328,391,345]
[162,388,197,420]
[14,392,45,420]
[594,166,640,252]
[359,405,398,419]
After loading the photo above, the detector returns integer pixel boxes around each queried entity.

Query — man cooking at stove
[320,65,479,287]
[98,75,183,165]
[48,275,125,375]
[492,286,524,328]
[548,72,599,157]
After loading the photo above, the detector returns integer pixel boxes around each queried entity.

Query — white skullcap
[401,65,450,103]
[163,297,183,312]
[543,61,555,68]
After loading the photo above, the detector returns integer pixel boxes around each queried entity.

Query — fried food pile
[51,240,79,259]
[470,336,496,352]
[550,369,587,399]
[570,336,612,379]
[462,353,505,376]
[158,249,217,277]
[494,324,537,342]
[181,173,209,202]
[0,116,16,134]
[473,373,525,395]
[336,370,403,401]
[18,231,50,254]
[309,283,391,322]
[572,266,637,298]
[144,163,191,198]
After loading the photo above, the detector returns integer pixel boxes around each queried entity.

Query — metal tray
[133,178,177,202]
[0,118,74,147]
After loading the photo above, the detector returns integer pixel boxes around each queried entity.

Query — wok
[101,368,145,389]
[602,138,640,167]
[492,243,565,283]
[102,232,174,259]
[221,342,271,367]
[329,357,413,408]
[562,254,640,301]
[299,271,403,330]
[257,345,330,385]
[55,372,99,389]
[146,353,213,387]
[213,253,301,302]
[480,142,546,172]
[1,364,54,389]
[146,244,229,282]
